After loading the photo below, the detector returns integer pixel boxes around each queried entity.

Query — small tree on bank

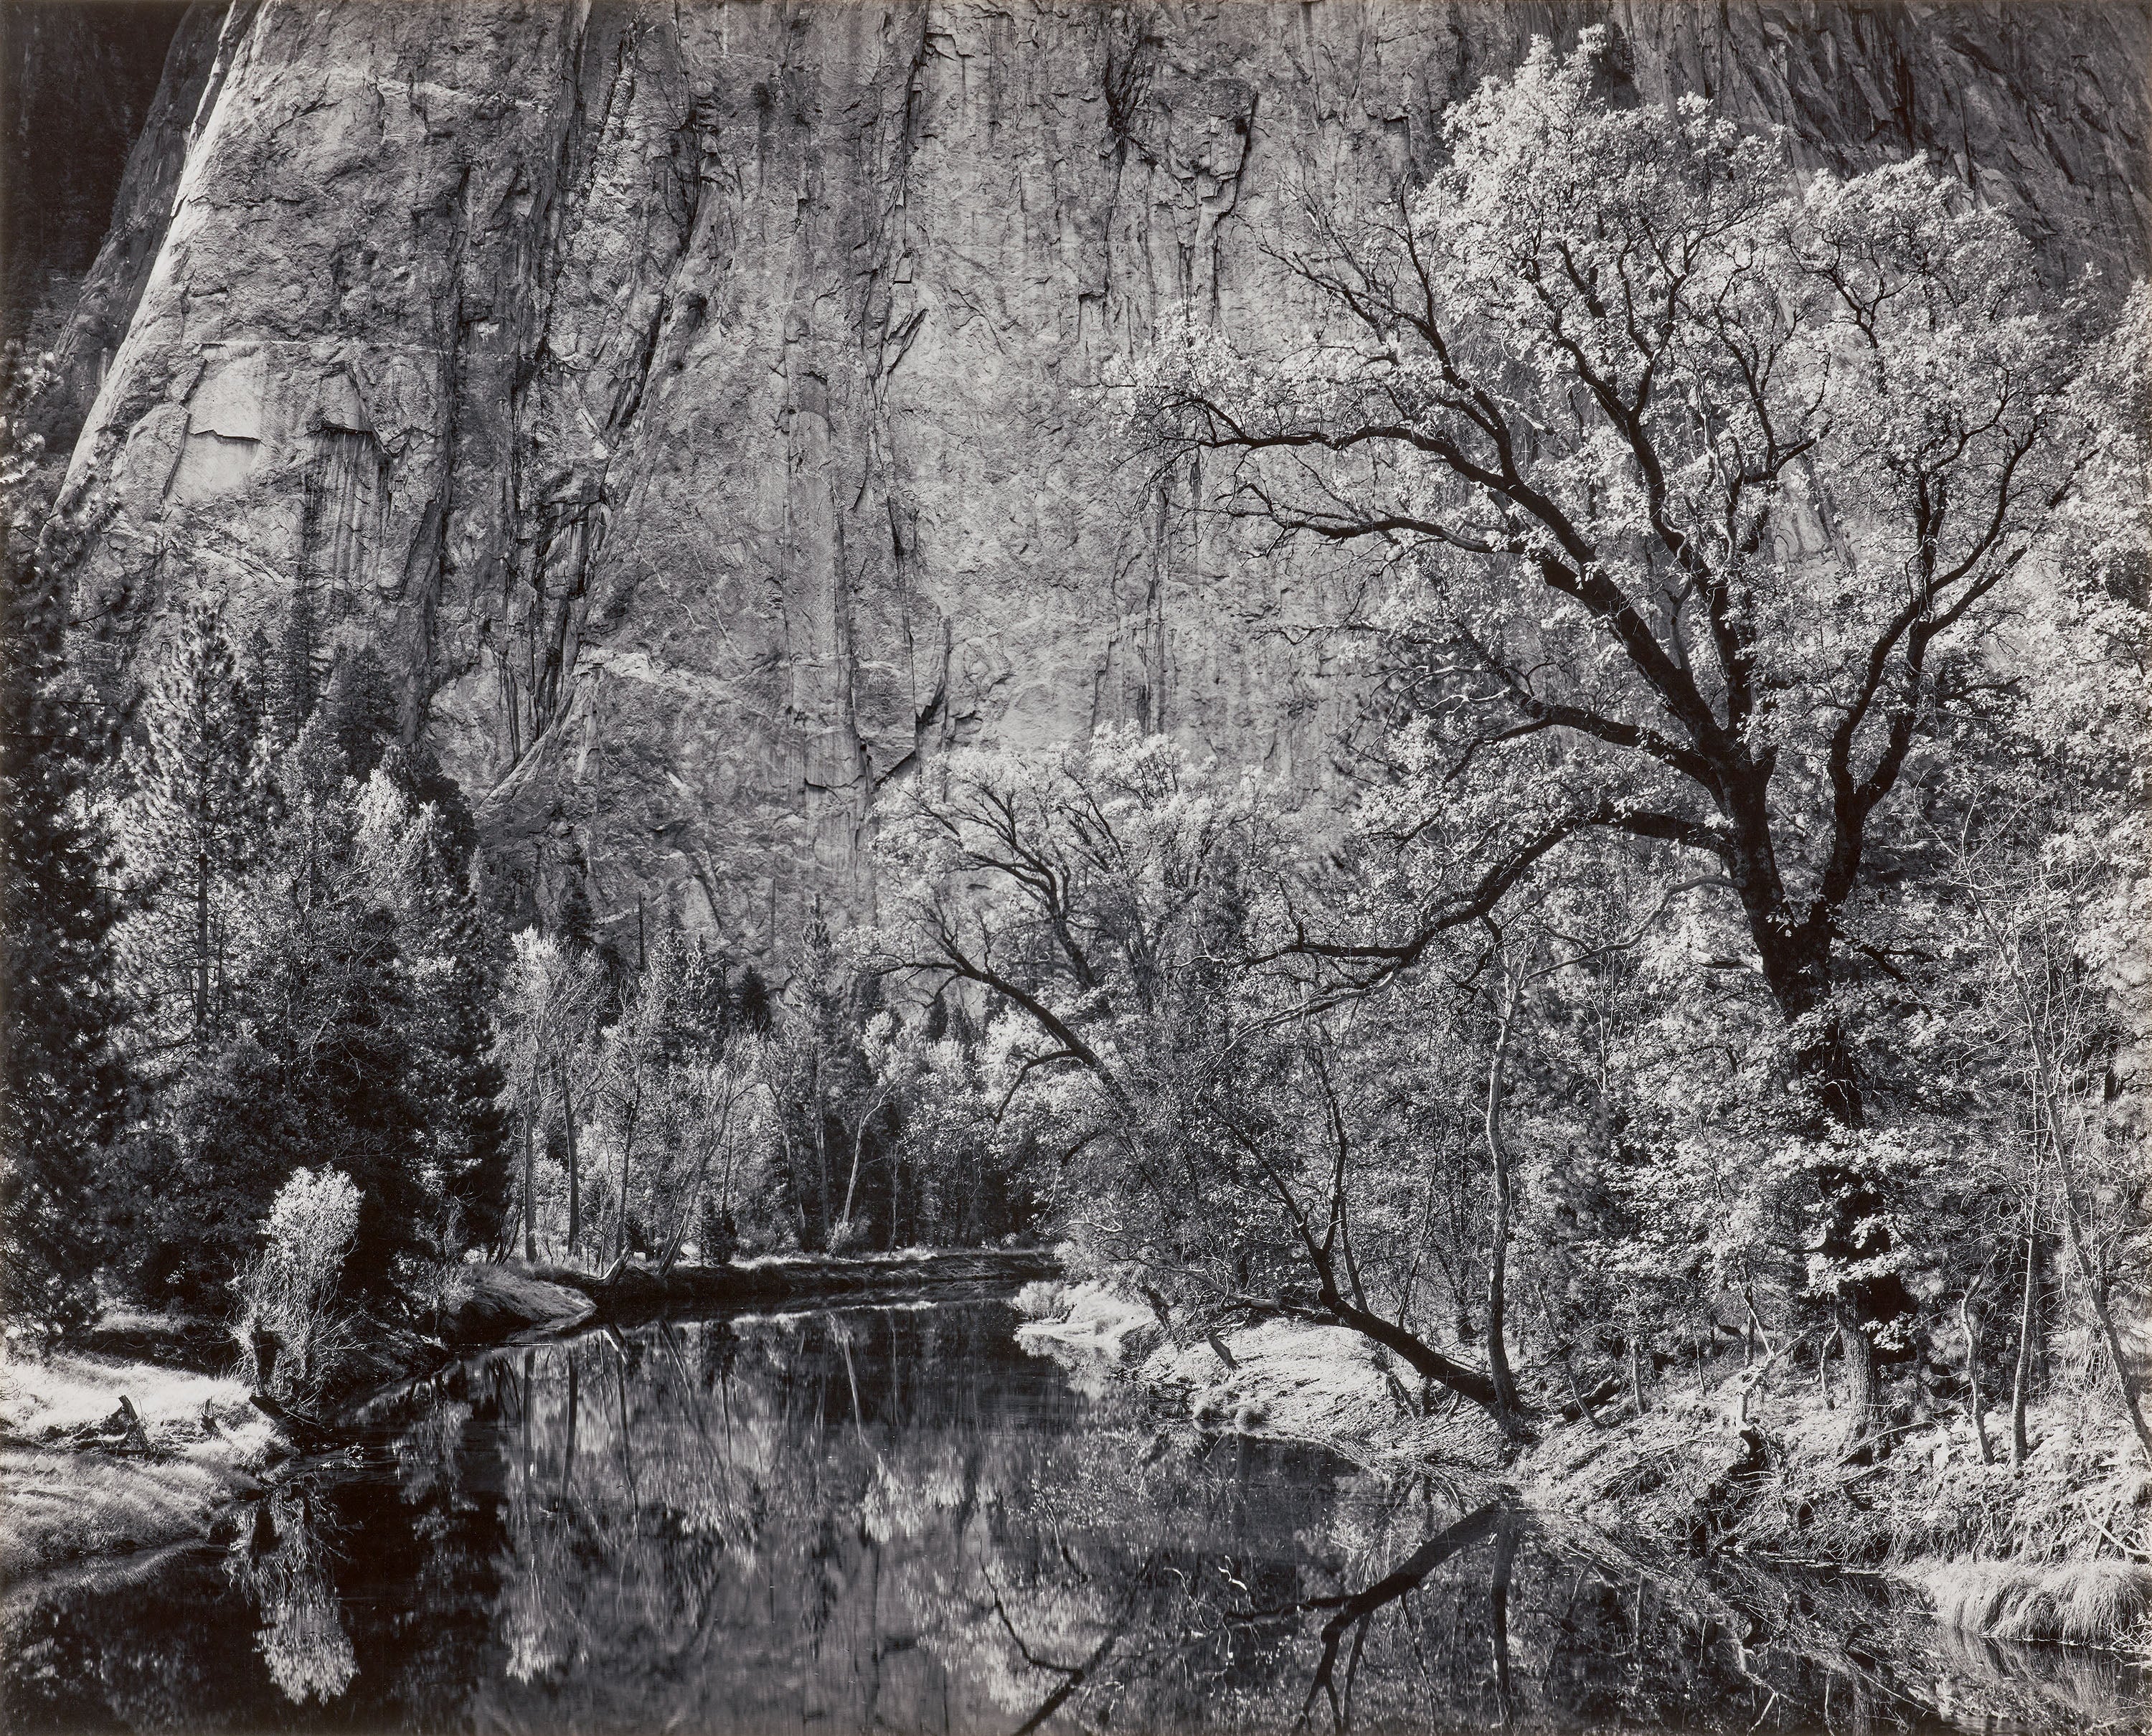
[235,1166,362,1404]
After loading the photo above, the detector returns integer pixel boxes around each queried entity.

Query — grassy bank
[0,1348,275,1580]
[1016,1280,2152,1653]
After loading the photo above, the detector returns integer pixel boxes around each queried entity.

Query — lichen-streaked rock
[42,1,2151,957]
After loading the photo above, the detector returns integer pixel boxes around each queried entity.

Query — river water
[5,1299,2145,1734]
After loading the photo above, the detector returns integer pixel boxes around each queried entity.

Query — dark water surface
[4,1300,2145,1735]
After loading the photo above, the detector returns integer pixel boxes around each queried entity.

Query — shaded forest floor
[1016,1282,2152,1651]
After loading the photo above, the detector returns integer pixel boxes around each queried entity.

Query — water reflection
[4,1300,2146,1735]
[231,1486,356,1705]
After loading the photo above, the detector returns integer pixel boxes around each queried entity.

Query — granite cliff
[30,1,2150,953]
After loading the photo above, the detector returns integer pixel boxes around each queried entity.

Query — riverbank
[1014,1280,2152,1652]
[0,1350,275,1582]
[2,1247,1059,1581]
[532,1245,1060,1321]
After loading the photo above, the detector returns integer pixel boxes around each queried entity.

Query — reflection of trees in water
[474,1306,1101,1733]
[12,1301,2148,1733]
[453,1306,2151,1736]
[227,1483,357,1704]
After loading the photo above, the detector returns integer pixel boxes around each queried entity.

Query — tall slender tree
[0,343,123,1326]
[1,549,123,1327]
[121,598,268,1044]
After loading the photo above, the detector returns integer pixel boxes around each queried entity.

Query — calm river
[5,1299,2145,1734]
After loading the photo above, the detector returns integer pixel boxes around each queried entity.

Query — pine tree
[272,580,316,745]
[382,757,509,1256]
[123,598,268,1043]
[291,643,398,796]
[1,341,123,1327]
[0,550,123,1328]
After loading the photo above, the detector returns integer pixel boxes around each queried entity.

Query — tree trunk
[1483,966,1525,1423]
[1232,1107,1533,1441]
[2011,1221,2039,1467]
[2055,1179,2152,1466]
[522,1110,538,1263]
[1628,1321,1648,1418]
[1960,1289,1993,1466]
[1839,1303,1879,1450]
[806,1049,829,1247]
[1781,971,1911,1428]
[615,1108,635,1267]
[841,1093,887,1235]
[656,1120,725,1278]
[559,1062,581,1263]
[193,844,211,1035]
[1302,1280,1529,1440]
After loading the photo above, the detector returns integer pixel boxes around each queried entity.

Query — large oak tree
[1128,32,2147,1435]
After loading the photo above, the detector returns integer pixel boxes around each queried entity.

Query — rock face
[42,1,2151,956]
[0,1,189,350]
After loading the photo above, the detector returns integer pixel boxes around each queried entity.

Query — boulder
[435,1265,596,1348]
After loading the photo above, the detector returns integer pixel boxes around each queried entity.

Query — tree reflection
[228,1483,358,1705]
[11,1301,2147,1735]
[451,1309,1943,1734]
[440,1305,2152,1736]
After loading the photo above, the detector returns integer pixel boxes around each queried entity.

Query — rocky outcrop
[434,1262,597,1346]
[40,1,2150,958]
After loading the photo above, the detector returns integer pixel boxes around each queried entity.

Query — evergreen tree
[121,598,268,1043]
[0,343,123,1328]
[290,642,398,799]
[272,580,316,745]
[0,551,123,1329]
[382,756,509,1256]
[556,846,598,956]
[123,773,435,1302]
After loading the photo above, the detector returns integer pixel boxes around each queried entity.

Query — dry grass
[1,1348,254,1439]
[1917,1557,2152,1648]
[0,1347,274,1580]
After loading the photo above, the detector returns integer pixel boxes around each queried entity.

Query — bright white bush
[235,1167,362,1401]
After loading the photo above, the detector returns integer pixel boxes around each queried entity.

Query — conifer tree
[272,580,316,745]
[122,598,268,1042]
[0,343,123,1326]
[0,550,123,1329]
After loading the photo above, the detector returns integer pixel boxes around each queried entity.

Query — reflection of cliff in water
[5,1301,2149,1735]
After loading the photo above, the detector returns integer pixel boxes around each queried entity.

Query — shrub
[1014,1280,1069,1321]
[233,1168,362,1403]
[695,1194,739,1265]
